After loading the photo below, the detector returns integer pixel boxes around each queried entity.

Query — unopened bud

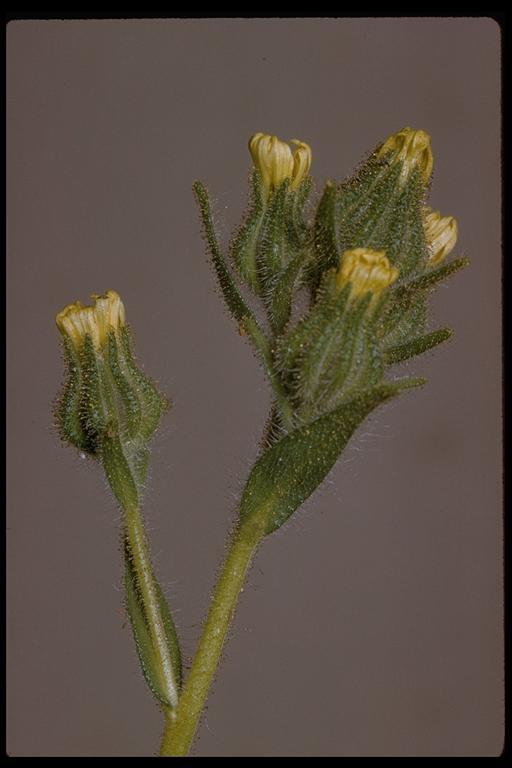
[377,127,433,185]
[290,139,312,189]
[56,289,125,351]
[336,248,399,299]
[249,132,312,194]
[423,207,458,265]
[55,290,167,457]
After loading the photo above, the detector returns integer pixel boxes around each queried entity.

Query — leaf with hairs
[239,378,425,535]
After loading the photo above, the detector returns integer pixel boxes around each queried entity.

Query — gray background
[6,18,502,757]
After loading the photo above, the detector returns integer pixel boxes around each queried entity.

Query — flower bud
[55,290,167,457]
[377,127,433,185]
[249,133,312,194]
[56,289,125,351]
[423,207,458,265]
[290,139,312,189]
[336,248,399,299]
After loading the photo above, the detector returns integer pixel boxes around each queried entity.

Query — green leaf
[268,249,308,336]
[124,543,182,707]
[393,257,469,300]
[339,162,403,246]
[289,176,312,244]
[230,170,265,294]
[79,335,110,452]
[276,271,345,391]
[381,257,468,344]
[294,294,373,420]
[193,181,277,376]
[385,328,453,364]
[55,336,92,453]
[239,378,425,534]
[101,434,140,512]
[276,271,386,421]
[107,331,143,439]
[256,182,289,291]
[193,181,253,324]
[380,297,427,348]
[117,328,169,441]
[311,181,339,293]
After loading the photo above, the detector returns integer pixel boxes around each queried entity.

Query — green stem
[159,517,266,756]
[124,503,180,710]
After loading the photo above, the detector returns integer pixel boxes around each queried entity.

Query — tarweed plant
[54,127,466,756]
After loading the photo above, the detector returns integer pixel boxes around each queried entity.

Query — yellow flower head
[377,127,433,185]
[56,290,126,350]
[249,133,312,194]
[423,207,458,266]
[336,248,399,298]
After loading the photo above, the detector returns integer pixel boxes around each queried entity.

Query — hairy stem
[159,516,266,756]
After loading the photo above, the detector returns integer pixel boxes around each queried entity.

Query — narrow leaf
[382,258,467,342]
[230,170,265,294]
[124,544,182,707]
[55,337,91,453]
[269,250,308,335]
[394,257,469,301]
[193,180,252,323]
[385,328,453,364]
[311,182,339,291]
[193,181,276,385]
[256,182,289,290]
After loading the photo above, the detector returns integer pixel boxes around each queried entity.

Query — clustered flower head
[56,290,125,350]
[377,126,434,184]
[249,132,312,194]
[423,207,458,265]
[336,248,399,299]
